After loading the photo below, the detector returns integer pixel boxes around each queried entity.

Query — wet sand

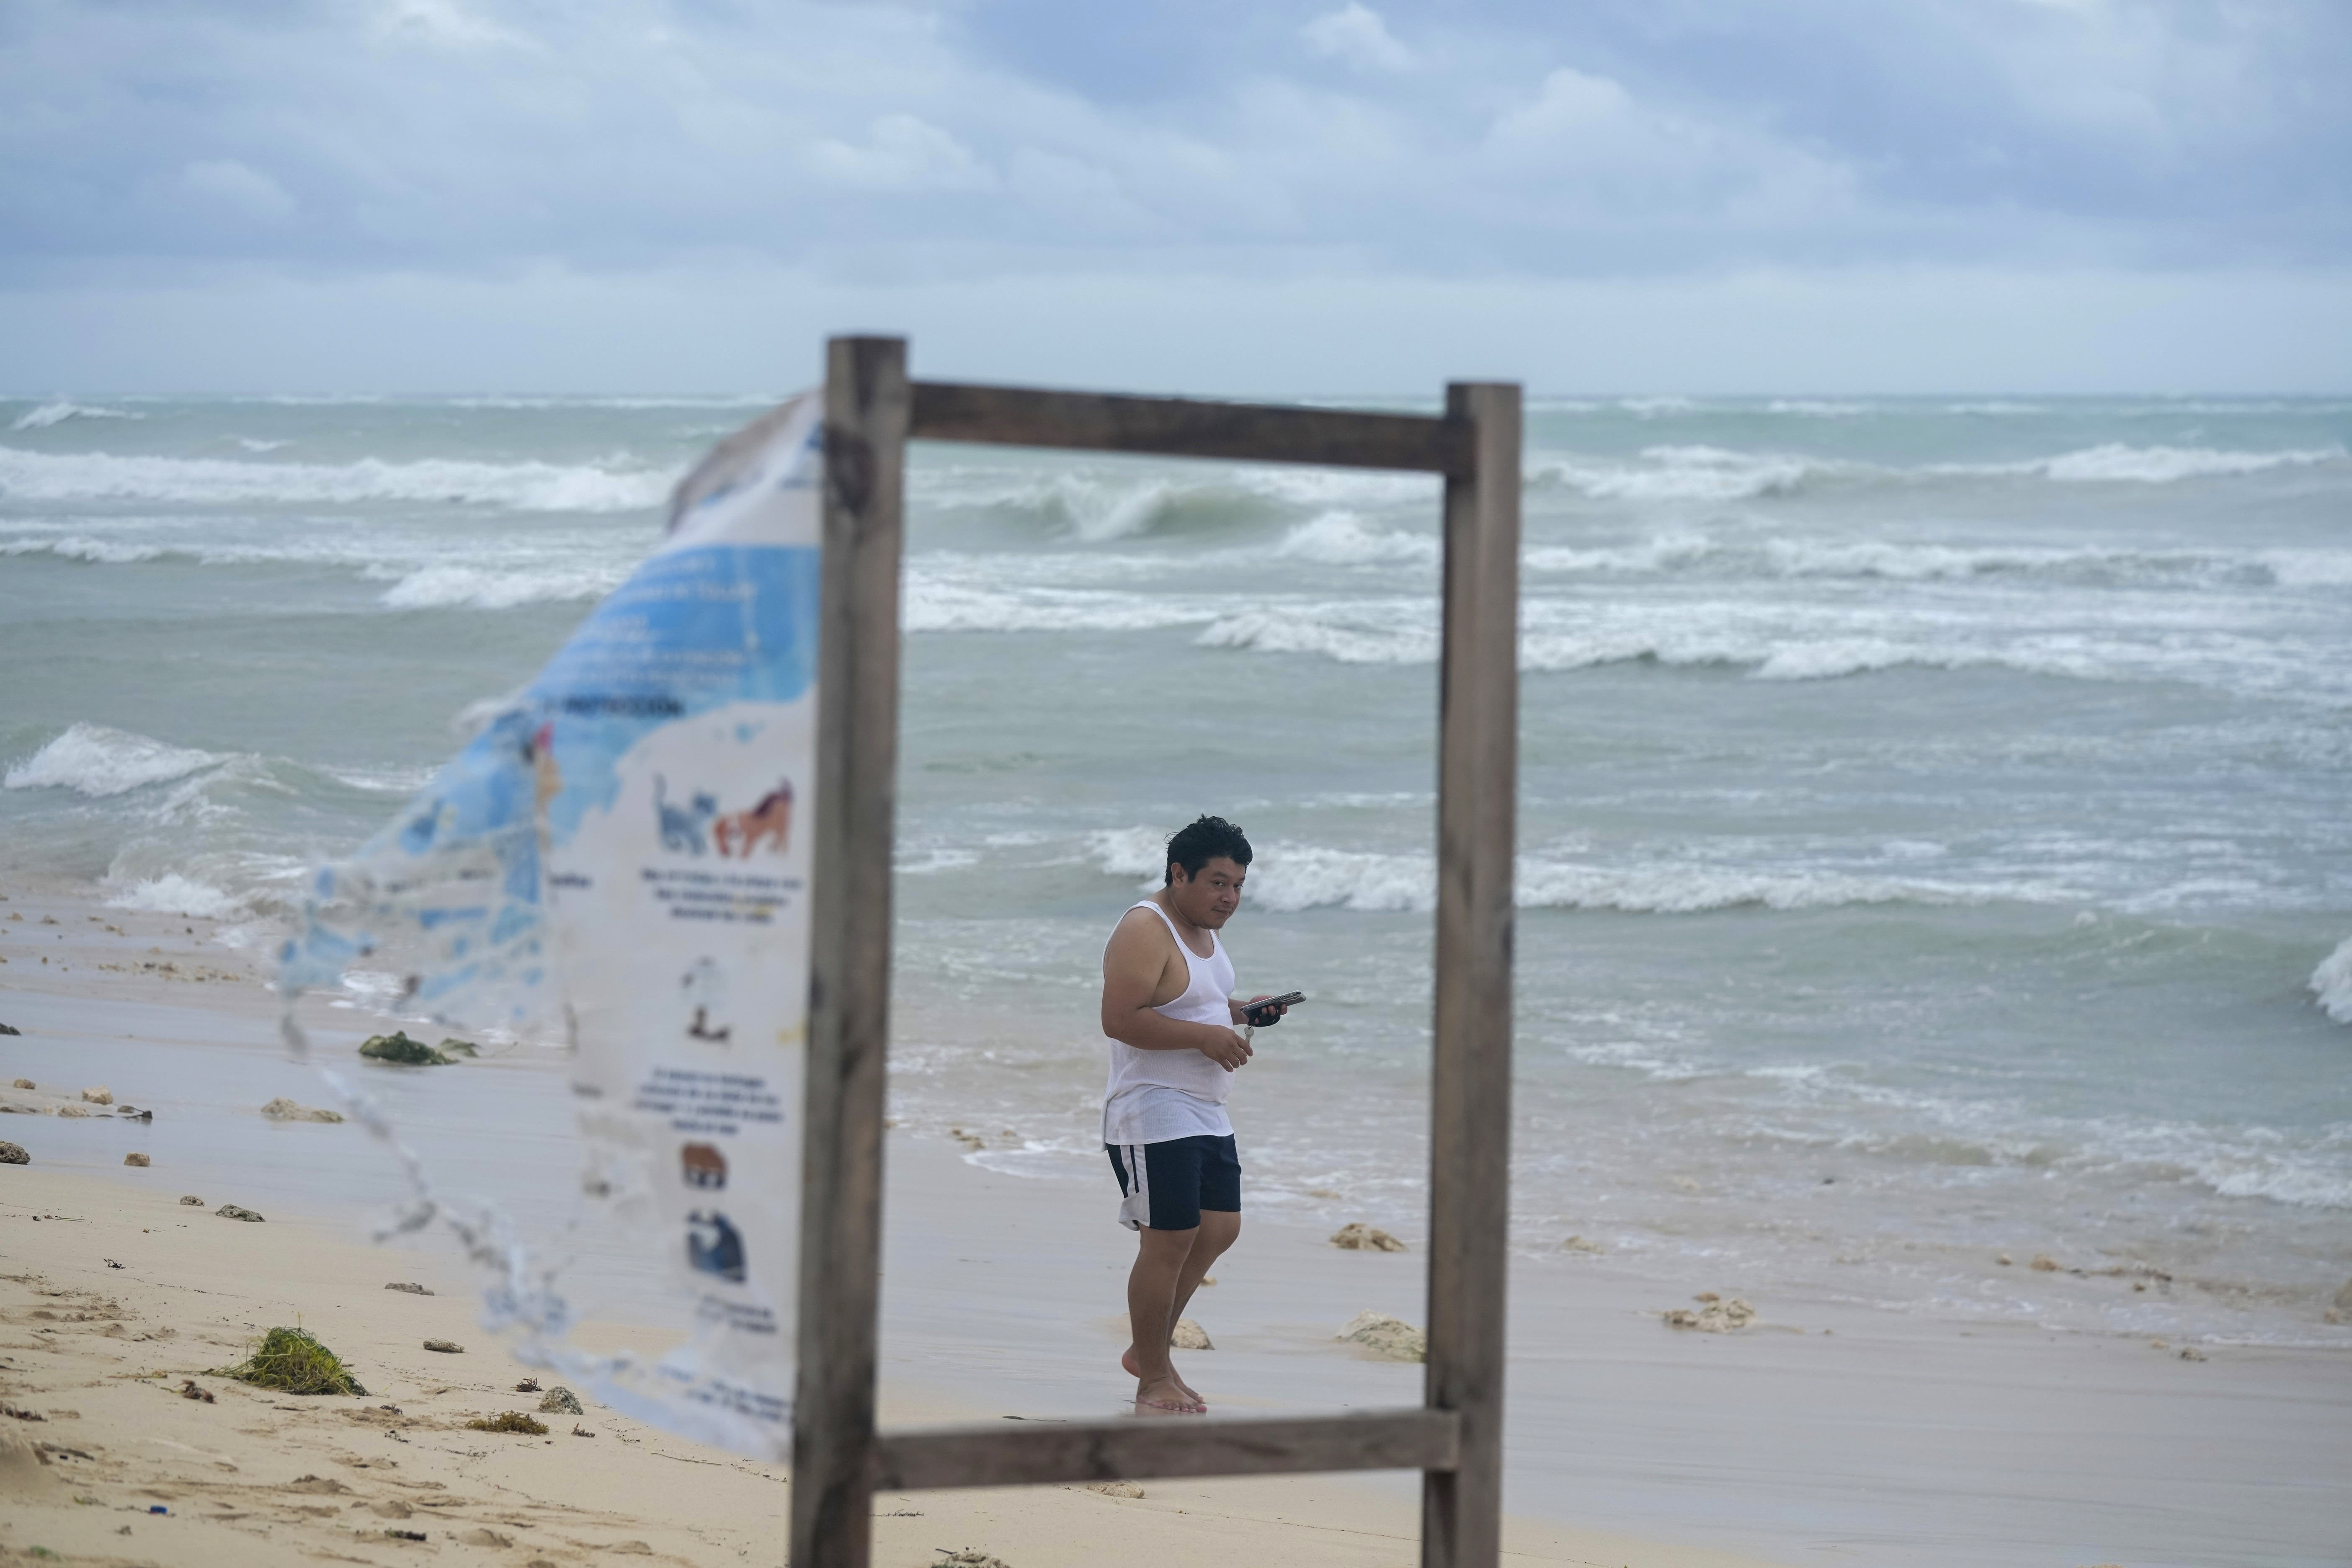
[3,880,2348,1566]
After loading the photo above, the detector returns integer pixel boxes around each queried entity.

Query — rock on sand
[1336,1309,1426,1362]
[1330,1222,1407,1252]
[80,1086,113,1105]
[537,1385,583,1414]
[124,1152,150,1167]
[1169,1319,1212,1351]
[1663,1294,1756,1333]
[0,1142,27,1166]
[260,1097,344,1124]
[423,1339,464,1353]
[216,1204,265,1222]
[180,1194,204,1205]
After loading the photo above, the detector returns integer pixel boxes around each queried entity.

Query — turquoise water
[3,391,2348,1345]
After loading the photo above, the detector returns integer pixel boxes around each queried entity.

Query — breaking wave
[1084,829,2062,916]
[103,872,249,920]
[378,563,629,610]
[2313,937,2352,1025]
[11,400,144,431]
[0,446,673,511]
[4,723,224,797]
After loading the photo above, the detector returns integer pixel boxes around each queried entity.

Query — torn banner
[280,394,824,1457]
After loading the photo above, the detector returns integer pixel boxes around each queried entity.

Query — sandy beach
[4,878,2349,1567]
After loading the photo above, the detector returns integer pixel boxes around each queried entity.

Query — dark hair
[1165,815,1252,885]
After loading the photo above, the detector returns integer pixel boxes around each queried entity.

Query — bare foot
[1124,1346,1202,1408]
[1133,1375,1202,1416]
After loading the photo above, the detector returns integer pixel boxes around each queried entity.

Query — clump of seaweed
[358,1032,457,1066]
[463,1411,548,1435]
[438,1038,480,1057]
[217,1327,368,1396]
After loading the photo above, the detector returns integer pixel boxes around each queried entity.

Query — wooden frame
[796,337,1521,1568]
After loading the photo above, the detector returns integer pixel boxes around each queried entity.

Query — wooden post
[793,335,910,1568]
[1422,382,1521,1568]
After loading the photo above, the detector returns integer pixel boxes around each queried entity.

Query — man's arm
[1101,910,1252,1072]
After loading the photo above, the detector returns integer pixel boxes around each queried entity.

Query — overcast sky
[3,0,2347,392]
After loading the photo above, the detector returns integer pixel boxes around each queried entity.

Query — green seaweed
[463,1411,548,1435]
[436,1038,480,1058]
[216,1327,368,1396]
[358,1031,456,1066]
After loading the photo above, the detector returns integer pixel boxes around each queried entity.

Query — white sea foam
[0,446,673,511]
[11,400,143,431]
[1272,511,1438,566]
[2311,937,2352,1025]
[104,873,248,919]
[1533,446,1828,503]
[2030,444,2342,484]
[904,579,1211,634]
[379,563,627,610]
[1086,830,2057,915]
[2,534,170,565]
[1766,400,1870,417]
[4,723,224,797]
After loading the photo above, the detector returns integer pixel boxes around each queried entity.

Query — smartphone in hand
[1242,991,1305,1026]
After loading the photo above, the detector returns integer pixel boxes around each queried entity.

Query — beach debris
[458,1528,514,1547]
[1169,1319,1212,1351]
[3,1402,46,1421]
[10,1076,31,1087]
[219,1327,368,1395]
[260,1097,344,1123]
[935,1553,1011,1568]
[1336,1309,1426,1362]
[2029,1254,2061,1271]
[1330,1222,1407,1253]
[179,1379,214,1403]
[1085,1481,1145,1498]
[0,1028,18,1039]
[215,1204,265,1221]
[949,1126,985,1150]
[515,1377,542,1392]
[80,1086,113,1105]
[423,1339,465,1354]
[537,1385,583,1415]
[463,1411,548,1435]
[1562,1234,1603,1254]
[180,1194,204,1205]
[2179,1346,2208,1362]
[385,1528,428,1541]
[385,1282,434,1295]
[358,1031,460,1066]
[1663,1295,1757,1333]
[1996,1253,2014,1266]
[123,1152,150,1167]
[104,1257,124,1267]
[438,1037,480,1057]
[0,1141,27,1165]
[117,1105,153,1121]
[572,1423,595,1437]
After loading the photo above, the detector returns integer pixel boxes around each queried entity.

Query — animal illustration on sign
[680,956,731,1043]
[714,781,792,858]
[654,775,718,854]
[681,1142,728,1190]
[686,1210,746,1283]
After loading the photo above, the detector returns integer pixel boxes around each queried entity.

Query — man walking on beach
[1101,815,1286,1415]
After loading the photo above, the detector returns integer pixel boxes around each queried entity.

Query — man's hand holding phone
[1238,991,1305,1029]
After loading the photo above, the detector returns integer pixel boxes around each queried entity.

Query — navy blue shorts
[1106,1135,1240,1232]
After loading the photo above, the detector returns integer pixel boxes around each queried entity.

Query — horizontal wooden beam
[872,1407,1460,1492]
[909,381,1473,475]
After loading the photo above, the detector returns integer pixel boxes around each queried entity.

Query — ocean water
[3,391,2349,1348]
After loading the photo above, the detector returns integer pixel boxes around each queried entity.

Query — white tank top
[1101,900,1238,1145]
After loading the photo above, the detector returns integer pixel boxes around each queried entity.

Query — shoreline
[4,878,2350,1565]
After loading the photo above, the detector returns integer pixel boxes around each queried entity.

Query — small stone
[1663,1297,1758,1333]
[123,1152,149,1167]
[215,1204,264,1221]
[422,1339,464,1354]
[1086,1481,1145,1498]
[1335,1309,1426,1362]
[0,1142,27,1166]
[2179,1346,2208,1362]
[260,1098,343,1124]
[1329,1222,1407,1252]
[536,1386,583,1415]
[180,1195,204,1205]
[80,1086,113,1106]
[384,1282,433,1295]
[1996,1253,2013,1266]
[10,1077,31,1089]
[1562,1235,1603,1254]
[2029,1254,2060,1271]
[1169,1319,1212,1351]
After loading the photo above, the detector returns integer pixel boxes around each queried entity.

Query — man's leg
[1126,1223,1201,1413]
[1167,1207,1238,1331]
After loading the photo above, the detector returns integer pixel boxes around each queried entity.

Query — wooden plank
[792,336,911,1568]
[875,1408,1461,1492]
[1421,382,1522,1568]
[910,380,1473,475]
